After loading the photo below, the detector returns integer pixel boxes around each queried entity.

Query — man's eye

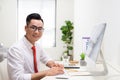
[38,28,42,30]
[31,26,36,29]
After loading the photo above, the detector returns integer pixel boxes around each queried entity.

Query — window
[18,0,56,48]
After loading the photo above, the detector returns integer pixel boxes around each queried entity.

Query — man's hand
[46,60,64,69]
[51,63,64,69]
[45,67,64,76]
[31,61,64,80]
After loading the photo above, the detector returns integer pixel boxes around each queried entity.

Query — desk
[42,62,120,80]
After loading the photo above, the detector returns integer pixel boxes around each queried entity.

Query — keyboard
[55,69,70,79]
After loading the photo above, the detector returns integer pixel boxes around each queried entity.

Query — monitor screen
[85,23,106,64]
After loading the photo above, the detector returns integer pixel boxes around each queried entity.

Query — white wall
[0,0,17,47]
[74,0,120,70]
[103,0,120,70]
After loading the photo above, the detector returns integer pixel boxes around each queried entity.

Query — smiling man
[7,13,64,80]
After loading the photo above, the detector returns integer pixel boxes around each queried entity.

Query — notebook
[64,63,80,69]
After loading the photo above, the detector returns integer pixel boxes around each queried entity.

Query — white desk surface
[42,62,120,80]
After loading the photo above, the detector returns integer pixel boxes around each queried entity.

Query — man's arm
[31,67,64,80]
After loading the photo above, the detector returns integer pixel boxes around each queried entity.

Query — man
[7,13,64,80]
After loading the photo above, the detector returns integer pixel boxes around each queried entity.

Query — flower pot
[80,59,87,66]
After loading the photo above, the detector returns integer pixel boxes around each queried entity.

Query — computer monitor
[86,23,106,62]
[85,23,108,75]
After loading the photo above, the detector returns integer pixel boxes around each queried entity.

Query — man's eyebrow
[31,25,43,28]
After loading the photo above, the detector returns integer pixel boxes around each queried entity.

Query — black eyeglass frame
[29,25,44,32]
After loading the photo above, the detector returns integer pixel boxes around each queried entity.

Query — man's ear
[25,25,27,32]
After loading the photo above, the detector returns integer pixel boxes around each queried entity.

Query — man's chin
[34,38,40,41]
[33,36,41,41]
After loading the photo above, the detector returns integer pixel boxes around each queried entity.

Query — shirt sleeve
[7,47,31,80]
[39,48,52,65]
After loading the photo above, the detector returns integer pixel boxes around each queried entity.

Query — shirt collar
[23,36,35,49]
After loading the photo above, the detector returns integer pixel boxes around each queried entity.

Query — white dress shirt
[7,36,52,80]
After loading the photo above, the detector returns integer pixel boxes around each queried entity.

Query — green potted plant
[80,52,87,66]
[60,20,74,60]
[80,52,85,60]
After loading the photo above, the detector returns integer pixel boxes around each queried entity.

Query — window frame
[17,0,57,48]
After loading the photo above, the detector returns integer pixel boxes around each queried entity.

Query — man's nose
[34,28,39,33]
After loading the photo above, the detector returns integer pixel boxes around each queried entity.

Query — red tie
[32,46,38,73]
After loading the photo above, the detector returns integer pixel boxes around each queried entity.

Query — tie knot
[32,46,36,50]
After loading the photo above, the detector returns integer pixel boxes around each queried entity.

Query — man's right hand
[45,67,64,76]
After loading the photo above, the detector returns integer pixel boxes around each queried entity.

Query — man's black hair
[26,13,44,25]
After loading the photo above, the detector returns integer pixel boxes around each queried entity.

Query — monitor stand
[86,50,108,76]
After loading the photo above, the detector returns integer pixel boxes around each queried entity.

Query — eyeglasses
[29,25,44,32]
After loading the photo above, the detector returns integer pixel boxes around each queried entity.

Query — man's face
[25,19,44,44]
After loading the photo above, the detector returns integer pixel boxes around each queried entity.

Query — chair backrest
[0,59,9,80]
